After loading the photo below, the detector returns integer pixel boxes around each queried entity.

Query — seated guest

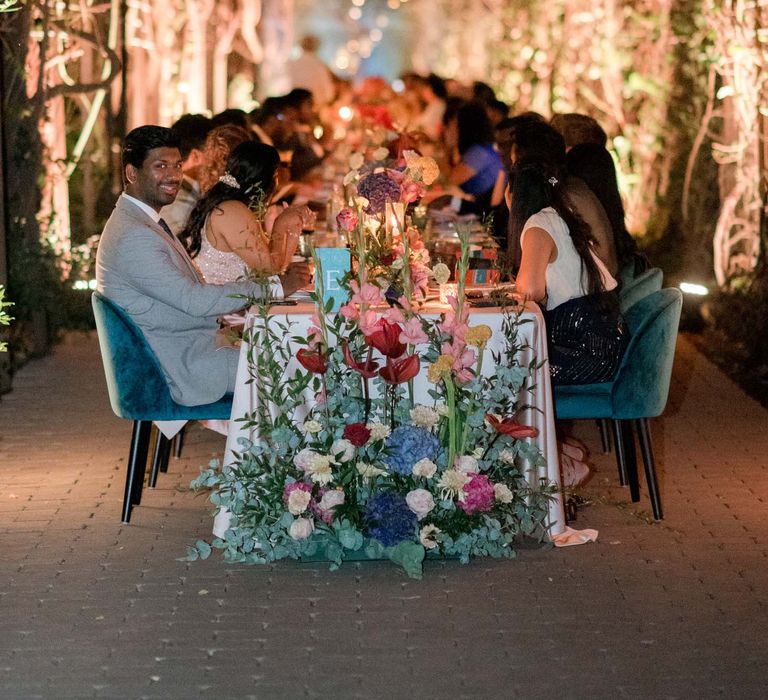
[181,141,313,284]
[160,113,213,235]
[506,119,619,276]
[508,162,628,385]
[250,96,294,149]
[410,73,447,141]
[281,88,326,181]
[96,126,310,406]
[566,142,648,275]
[198,124,252,193]
[425,101,503,219]
[550,112,608,150]
[209,108,251,131]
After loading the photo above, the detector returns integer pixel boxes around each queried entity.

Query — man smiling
[95,125,299,406]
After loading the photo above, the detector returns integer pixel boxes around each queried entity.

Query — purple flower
[357,171,402,215]
[364,492,418,547]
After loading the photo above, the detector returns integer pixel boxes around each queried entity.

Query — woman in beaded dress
[181,141,312,284]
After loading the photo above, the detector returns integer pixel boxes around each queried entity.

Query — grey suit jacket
[96,194,263,406]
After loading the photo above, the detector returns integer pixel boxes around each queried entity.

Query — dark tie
[158,218,174,238]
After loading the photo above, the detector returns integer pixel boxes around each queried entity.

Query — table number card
[315,247,351,312]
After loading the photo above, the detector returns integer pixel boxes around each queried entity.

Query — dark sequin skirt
[544,291,629,386]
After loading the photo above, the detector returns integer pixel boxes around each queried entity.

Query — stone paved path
[0,331,766,699]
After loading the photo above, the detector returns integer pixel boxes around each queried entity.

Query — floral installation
[189,229,555,579]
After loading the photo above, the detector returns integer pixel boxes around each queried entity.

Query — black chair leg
[122,420,152,523]
[597,419,612,453]
[149,428,171,488]
[171,425,185,461]
[611,420,628,486]
[621,421,641,503]
[637,418,663,520]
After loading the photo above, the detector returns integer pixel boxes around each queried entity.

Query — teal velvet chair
[92,291,232,523]
[619,267,663,313]
[554,288,683,519]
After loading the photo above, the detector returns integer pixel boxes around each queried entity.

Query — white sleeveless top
[195,231,248,284]
[521,207,617,311]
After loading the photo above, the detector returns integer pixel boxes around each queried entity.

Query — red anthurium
[342,342,380,379]
[379,354,420,385]
[364,318,406,358]
[297,347,328,375]
[485,414,539,439]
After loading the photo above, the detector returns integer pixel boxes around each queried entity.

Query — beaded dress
[195,231,248,284]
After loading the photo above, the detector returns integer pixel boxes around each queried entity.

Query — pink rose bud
[336,208,359,232]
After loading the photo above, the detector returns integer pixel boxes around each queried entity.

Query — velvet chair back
[619,267,663,313]
[92,291,232,421]
[611,288,682,419]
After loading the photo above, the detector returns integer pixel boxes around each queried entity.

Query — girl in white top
[508,163,627,386]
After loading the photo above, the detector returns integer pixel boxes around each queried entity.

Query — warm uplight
[338,105,353,121]
[679,282,709,296]
[73,279,97,290]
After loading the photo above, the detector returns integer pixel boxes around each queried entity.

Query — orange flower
[485,414,538,439]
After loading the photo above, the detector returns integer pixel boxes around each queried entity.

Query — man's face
[125,147,183,211]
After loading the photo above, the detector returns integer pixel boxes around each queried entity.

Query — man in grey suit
[96,125,309,406]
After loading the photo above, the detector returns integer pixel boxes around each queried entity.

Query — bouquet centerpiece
[188,151,555,579]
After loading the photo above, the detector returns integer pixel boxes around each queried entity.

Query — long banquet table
[220,299,567,537]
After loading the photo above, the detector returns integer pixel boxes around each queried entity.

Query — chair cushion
[553,382,613,419]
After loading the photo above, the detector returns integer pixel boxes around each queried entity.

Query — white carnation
[412,458,437,479]
[331,438,355,462]
[349,152,365,170]
[287,489,311,515]
[498,449,516,464]
[308,454,335,485]
[494,483,514,504]
[410,405,440,429]
[302,419,323,434]
[366,422,391,441]
[373,146,390,161]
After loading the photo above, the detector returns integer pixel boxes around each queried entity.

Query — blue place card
[315,247,351,312]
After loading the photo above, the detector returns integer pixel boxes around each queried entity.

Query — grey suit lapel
[117,195,205,282]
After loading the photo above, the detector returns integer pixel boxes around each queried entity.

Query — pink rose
[401,180,426,203]
[405,489,436,521]
[336,208,359,232]
[289,517,315,540]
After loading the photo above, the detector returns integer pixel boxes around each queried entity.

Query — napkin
[552,526,599,547]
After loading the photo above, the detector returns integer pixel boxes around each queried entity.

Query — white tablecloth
[221,300,566,536]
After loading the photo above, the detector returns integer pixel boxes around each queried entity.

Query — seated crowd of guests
[97,67,647,466]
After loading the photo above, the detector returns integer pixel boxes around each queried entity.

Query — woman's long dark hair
[456,101,495,155]
[181,141,280,258]
[508,163,605,298]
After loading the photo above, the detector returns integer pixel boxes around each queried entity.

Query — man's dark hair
[251,96,286,125]
[283,88,314,109]
[210,108,250,131]
[455,101,495,154]
[426,73,447,100]
[122,125,180,170]
[170,114,213,160]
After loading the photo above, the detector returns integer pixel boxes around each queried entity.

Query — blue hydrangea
[384,425,440,476]
[364,492,417,547]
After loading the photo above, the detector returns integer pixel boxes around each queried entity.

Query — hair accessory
[219,172,240,189]
[548,176,559,186]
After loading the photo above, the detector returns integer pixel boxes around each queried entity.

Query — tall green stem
[445,375,457,469]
